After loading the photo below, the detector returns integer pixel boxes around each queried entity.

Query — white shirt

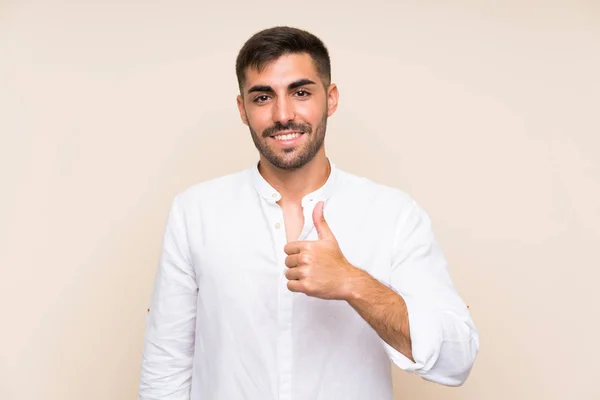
[139,160,479,400]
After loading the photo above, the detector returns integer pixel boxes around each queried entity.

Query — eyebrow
[247,78,317,94]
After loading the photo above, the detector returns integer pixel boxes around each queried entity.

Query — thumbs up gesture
[283,201,363,300]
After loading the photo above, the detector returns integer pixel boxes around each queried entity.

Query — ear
[326,83,339,117]
[237,94,249,126]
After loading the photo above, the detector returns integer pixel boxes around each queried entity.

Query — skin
[236,53,415,362]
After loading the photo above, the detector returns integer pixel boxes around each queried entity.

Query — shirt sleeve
[382,199,480,386]
[139,194,198,400]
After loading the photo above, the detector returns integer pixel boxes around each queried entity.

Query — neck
[258,150,331,204]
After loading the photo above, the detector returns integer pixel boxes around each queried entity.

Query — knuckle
[301,254,311,265]
[303,281,314,293]
[300,266,310,279]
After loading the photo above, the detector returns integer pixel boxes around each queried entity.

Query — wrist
[342,265,371,302]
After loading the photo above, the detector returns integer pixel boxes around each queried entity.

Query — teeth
[273,133,301,141]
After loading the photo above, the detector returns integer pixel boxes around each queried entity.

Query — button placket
[269,201,292,400]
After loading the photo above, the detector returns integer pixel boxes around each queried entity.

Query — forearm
[344,268,414,362]
[359,200,479,385]
[139,194,197,399]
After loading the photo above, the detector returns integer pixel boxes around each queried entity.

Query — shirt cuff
[382,298,442,374]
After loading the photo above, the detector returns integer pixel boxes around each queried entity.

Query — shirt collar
[250,158,338,206]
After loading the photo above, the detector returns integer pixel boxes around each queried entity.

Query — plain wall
[1,1,599,399]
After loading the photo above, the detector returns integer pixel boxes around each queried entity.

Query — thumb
[313,201,334,240]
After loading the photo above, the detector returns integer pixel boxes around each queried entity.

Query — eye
[294,90,311,98]
[253,95,271,104]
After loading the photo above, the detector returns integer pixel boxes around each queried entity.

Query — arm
[139,194,198,400]
[351,200,479,386]
[345,271,415,362]
[284,200,479,386]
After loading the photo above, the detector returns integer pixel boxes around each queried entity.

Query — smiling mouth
[270,132,304,141]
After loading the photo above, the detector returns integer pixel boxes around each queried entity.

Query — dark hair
[235,26,331,91]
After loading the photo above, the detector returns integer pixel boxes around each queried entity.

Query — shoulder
[172,167,252,209]
[334,166,417,213]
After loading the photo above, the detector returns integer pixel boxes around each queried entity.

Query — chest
[280,202,305,242]
[189,199,394,297]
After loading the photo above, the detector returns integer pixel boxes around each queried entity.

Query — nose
[273,96,295,125]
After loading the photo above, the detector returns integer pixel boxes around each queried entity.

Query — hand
[283,201,362,300]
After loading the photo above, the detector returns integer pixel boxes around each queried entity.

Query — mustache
[262,122,312,138]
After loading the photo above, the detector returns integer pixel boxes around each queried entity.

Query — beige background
[1,1,599,399]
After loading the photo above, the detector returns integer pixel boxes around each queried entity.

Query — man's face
[237,53,338,170]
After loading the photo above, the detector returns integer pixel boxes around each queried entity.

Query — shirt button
[272,193,277,198]
[275,223,281,229]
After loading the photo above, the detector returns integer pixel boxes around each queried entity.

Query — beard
[248,111,328,171]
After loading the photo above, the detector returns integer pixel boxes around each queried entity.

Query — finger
[287,279,304,293]
[284,254,303,268]
[312,201,334,240]
[284,266,303,280]
[283,240,305,255]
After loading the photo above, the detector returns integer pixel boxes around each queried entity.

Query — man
[139,26,479,400]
